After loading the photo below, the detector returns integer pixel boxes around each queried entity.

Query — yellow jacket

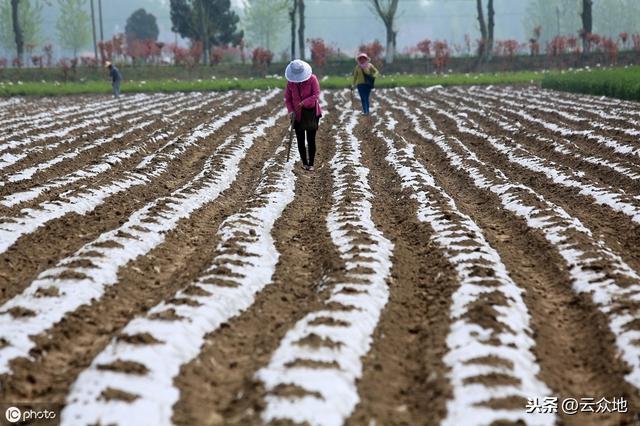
[352,63,379,86]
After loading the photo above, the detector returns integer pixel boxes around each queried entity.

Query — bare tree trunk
[98,0,104,64]
[10,0,23,61]
[385,25,397,63]
[581,0,593,54]
[298,0,305,60]
[372,0,399,63]
[289,0,297,60]
[90,0,98,60]
[199,0,209,65]
[486,0,494,61]
[98,0,104,41]
[476,0,487,60]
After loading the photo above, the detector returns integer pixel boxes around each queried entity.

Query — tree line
[0,0,629,67]
[241,0,602,65]
[1,0,162,64]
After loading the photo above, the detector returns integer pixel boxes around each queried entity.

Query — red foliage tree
[129,39,162,64]
[309,38,330,68]
[210,46,223,65]
[251,47,274,67]
[416,39,432,57]
[112,34,125,61]
[585,33,601,52]
[566,35,581,61]
[433,40,450,73]
[98,40,114,64]
[188,41,203,66]
[547,36,567,57]
[147,40,162,63]
[210,45,242,65]
[0,58,7,68]
[169,42,201,68]
[358,40,384,66]
[126,39,144,64]
[172,46,190,65]
[494,40,522,57]
[601,37,618,64]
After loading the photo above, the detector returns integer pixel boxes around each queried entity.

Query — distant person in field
[105,62,122,98]
[284,59,323,171]
[352,52,379,115]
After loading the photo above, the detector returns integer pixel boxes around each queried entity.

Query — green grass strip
[542,66,640,102]
[0,70,544,97]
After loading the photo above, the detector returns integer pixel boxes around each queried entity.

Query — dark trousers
[357,84,372,113]
[294,121,317,166]
[112,80,121,98]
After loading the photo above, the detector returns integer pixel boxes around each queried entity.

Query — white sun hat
[285,59,312,83]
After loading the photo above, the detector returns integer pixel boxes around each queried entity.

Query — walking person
[352,53,379,115]
[284,59,323,171]
[106,61,122,98]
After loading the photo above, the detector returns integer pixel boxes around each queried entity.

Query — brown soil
[1,88,640,425]
[0,94,211,197]
[0,97,287,407]
[171,93,342,426]
[0,93,277,305]
[346,109,457,426]
[383,88,640,425]
[438,89,640,196]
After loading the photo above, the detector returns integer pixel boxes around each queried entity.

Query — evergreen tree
[56,0,90,58]
[170,0,243,64]
[125,8,159,43]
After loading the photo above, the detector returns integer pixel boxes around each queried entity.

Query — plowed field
[1,87,639,426]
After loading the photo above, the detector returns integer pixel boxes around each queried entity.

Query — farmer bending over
[106,61,122,98]
[284,59,323,171]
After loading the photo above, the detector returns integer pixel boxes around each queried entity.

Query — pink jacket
[284,74,323,122]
